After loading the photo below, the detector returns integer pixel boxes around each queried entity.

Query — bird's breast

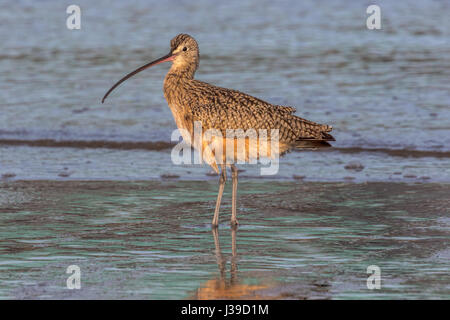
[166,102,194,142]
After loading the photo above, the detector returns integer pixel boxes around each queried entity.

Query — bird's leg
[231,164,239,226]
[212,164,227,228]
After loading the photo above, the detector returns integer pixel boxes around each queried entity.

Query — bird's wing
[185,85,334,144]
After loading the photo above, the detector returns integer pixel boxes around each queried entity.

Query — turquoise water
[0,181,448,299]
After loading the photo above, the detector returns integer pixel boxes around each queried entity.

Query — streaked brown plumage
[102,33,335,228]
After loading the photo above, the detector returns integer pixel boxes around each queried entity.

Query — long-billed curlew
[102,34,334,228]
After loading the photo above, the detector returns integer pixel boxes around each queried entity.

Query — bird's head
[169,33,199,72]
[102,33,199,103]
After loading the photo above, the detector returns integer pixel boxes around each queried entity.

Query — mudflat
[0,180,448,299]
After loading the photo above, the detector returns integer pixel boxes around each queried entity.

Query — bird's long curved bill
[102,52,175,103]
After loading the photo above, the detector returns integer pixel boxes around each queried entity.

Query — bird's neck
[167,60,197,80]
[164,62,197,104]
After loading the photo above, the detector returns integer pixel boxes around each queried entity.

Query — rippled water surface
[0,0,449,299]
[0,0,449,182]
[0,181,449,299]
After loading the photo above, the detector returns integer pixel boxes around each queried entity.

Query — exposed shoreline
[1,139,449,158]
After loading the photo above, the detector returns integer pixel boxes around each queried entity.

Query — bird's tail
[294,129,335,149]
[290,116,335,149]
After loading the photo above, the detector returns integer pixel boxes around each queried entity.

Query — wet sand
[0,180,448,299]
[2,139,450,159]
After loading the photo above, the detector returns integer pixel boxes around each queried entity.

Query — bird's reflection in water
[192,227,270,300]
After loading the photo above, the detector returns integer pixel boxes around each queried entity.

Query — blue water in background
[0,0,449,181]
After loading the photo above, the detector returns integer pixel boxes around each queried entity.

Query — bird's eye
[183,47,187,51]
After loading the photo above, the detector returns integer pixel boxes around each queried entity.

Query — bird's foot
[211,222,219,229]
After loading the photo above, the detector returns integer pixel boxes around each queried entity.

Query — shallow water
[0,0,449,182]
[0,181,449,299]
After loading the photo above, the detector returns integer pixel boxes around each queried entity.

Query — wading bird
[102,34,334,228]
